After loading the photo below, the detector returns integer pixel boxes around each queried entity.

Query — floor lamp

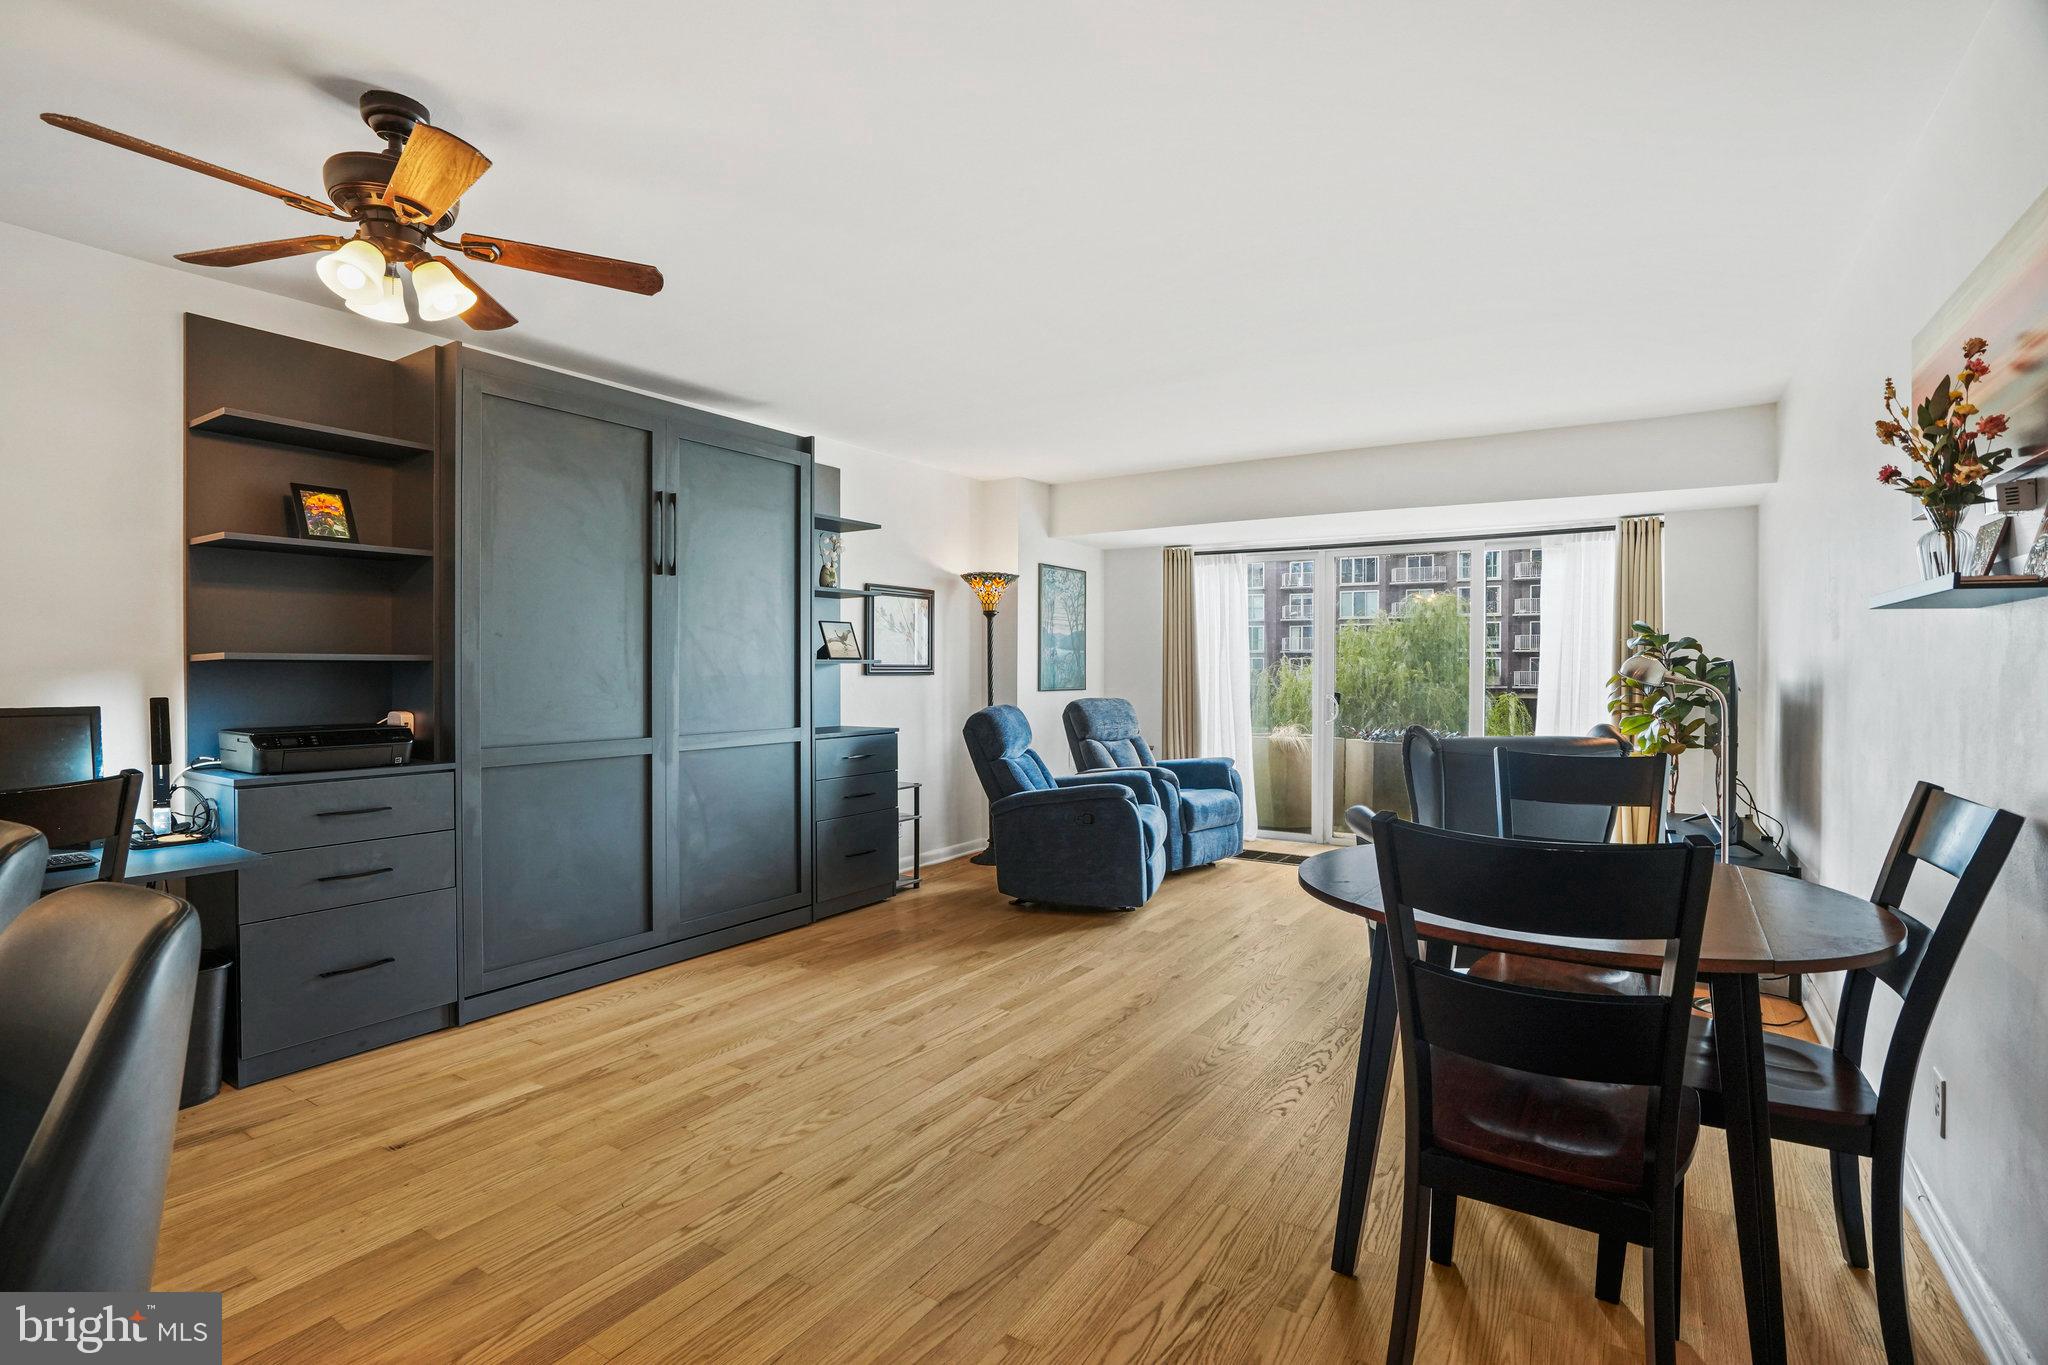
[961,571,1018,864]
[1616,651,1731,865]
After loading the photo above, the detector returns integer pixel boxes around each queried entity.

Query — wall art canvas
[1037,562,1087,691]
[864,584,934,675]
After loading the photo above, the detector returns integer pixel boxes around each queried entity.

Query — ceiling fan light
[410,259,478,321]
[345,271,410,324]
[316,239,389,303]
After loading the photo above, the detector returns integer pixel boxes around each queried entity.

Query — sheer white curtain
[1534,529,1619,735]
[1192,553,1258,820]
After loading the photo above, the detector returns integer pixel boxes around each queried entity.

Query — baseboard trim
[1805,979,2031,1362]
[1903,1153,2036,1364]
[917,839,984,869]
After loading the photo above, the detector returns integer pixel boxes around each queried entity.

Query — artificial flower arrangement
[1875,337,2015,572]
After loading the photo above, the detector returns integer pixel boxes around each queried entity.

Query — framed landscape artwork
[1037,563,1087,691]
[864,584,934,675]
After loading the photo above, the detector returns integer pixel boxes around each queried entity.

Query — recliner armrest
[1156,757,1238,794]
[1054,769,1160,807]
[994,783,1134,818]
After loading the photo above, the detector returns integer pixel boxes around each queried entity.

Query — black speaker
[149,696,172,805]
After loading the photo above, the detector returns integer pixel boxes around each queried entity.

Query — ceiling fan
[40,90,663,330]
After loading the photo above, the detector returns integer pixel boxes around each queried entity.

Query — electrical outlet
[1931,1071,1948,1139]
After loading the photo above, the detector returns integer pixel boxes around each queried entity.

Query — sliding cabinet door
[668,431,812,936]
[458,365,677,998]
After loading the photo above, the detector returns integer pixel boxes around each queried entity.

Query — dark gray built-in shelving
[189,531,434,561]
[188,406,434,461]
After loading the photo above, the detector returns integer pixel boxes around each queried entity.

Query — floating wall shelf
[189,531,434,562]
[188,406,433,461]
[815,586,876,599]
[1869,573,2048,610]
[814,513,882,534]
[189,651,435,664]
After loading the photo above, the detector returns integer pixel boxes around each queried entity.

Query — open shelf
[815,586,875,599]
[188,406,433,461]
[813,655,868,664]
[189,531,434,562]
[189,652,434,664]
[814,513,882,534]
[1869,573,2048,610]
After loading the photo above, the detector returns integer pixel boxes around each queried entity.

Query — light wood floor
[156,855,1983,1363]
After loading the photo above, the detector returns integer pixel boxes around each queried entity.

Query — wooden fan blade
[456,233,663,295]
[437,258,517,330]
[40,114,342,219]
[175,235,346,267]
[381,124,491,223]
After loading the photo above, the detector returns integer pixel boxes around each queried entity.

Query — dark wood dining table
[1300,844,1906,1365]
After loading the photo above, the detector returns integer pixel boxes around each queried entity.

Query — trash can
[180,950,232,1108]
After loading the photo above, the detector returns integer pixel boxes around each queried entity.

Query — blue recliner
[1062,698,1245,869]
[963,706,1169,910]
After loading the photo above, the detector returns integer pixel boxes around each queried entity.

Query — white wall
[1101,547,1165,742]
[1003,480,1106,775]
[1663,506,1759,814]
[1757,0,2048,1356]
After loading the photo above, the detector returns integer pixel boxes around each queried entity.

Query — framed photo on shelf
[1968,514,2011,574]
[817,619,862,660]
[289,483,358,542]
[2026,520,2048,578]
[864,584,934,675]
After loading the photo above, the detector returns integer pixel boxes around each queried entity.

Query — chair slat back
[1407,962,1672,1086]
[0,771,141,881]
[1495,749,1669,844]
[1401,727,1625,838]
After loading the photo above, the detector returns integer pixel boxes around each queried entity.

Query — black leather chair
[0,819,47,935]
[0,770,143,882]
[0,881,200,1291]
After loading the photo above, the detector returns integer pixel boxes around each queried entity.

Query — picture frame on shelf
[2025,520,2048,578]
[1968,514,2011,574]
[817,619,862,660]
[864,584,934,675]
[288,483,358,542]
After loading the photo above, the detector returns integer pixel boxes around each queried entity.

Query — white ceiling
[2,0,1990,481]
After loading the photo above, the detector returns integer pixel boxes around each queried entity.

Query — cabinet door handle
[845,849,877,858]
[665,491,678,576]
[650,490,665,576]
[318,956,395,980]
[314,805,393,818]
[317,866,393,883]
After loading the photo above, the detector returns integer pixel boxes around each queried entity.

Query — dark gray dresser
[187,763,459,1084]
[812,726,900,918]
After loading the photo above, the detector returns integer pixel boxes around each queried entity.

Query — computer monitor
[0,706,103,790]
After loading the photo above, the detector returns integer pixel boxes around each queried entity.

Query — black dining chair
[0,770,143,882]
[0,820,48,934]
[1368,811,1717,1365]
[1684,780,2020,1364]
[0,880,200,1290]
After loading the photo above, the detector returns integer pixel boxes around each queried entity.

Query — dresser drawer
[815,773,897,822]
[238,831,455,924]
[232,772,454,853]
[815,732,896,782]
[815,809,898,901]
[238,889,457,1057]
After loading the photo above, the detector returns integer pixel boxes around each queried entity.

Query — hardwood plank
[154,854,1985,1363]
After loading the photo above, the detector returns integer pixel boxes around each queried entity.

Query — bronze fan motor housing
[38,88,663,331]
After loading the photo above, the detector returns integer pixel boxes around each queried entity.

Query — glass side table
[897,780,922,891]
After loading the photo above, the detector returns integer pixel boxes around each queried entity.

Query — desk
[1300,844,1903,1365]
[40,839,263,894]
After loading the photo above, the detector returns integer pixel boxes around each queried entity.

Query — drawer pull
[314,805,394,818]
[317,866,394,883]
[841,752,872,760]
[845,849,878,859]
[317,956,395,980]
[844,791,878,799]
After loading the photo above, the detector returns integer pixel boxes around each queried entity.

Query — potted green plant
[1605,622,1727,812]
[1875,337,2016,576]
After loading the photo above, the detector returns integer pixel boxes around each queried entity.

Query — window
[1247,561,1266,589]
[1485,584,1502,616]
[1282,560,1315,588]
[1284,624,1313,653]
[1485,550,1501,581]
[1248,622,1265,653]
[1338,555,1378,585]
[1485,620,1502,649]
[1457,585,1471,613]
[1284,591,1312,620]
[1248,594,1264,622]
[1457,551,1472,581]
[1338,588,1379,619]
[1486,653,1503,685]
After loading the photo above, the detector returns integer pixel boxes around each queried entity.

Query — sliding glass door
[1245,538,1546,843]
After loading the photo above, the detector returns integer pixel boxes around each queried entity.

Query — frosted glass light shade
[345,272,409,324]
[315,239,388,303]
[410,259,477,321]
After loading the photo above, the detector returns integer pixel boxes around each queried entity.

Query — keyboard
[44,851,96,872]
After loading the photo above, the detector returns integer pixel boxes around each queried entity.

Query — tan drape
[1160,546,1198,759]
[1613,516,1665,842]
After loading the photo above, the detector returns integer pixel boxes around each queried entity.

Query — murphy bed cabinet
[444,348,815,1022]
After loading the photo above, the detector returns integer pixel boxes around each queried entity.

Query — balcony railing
[1513,597,1541,615]
[1513,561,1543,580]
[1512,668,1540,688]
[1280,571,1313,588]
[1390,565,1448,585]
[1513,634,1540,652]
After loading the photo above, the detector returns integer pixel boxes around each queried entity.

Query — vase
[1918,505,1966,578]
